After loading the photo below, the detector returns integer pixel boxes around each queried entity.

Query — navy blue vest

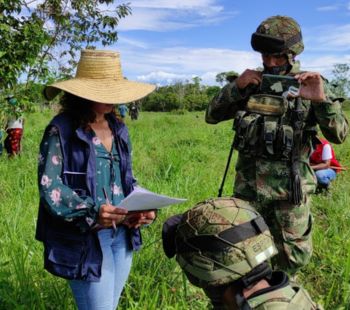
[35,113,142,281]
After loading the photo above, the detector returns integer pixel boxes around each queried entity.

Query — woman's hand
[295,72,326,102]
[98,204,128,228]
[123,210,157,229]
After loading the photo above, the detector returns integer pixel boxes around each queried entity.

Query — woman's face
[91,102,114,115]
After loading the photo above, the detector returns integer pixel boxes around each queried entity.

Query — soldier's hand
[295,72,326,102]
[236,69,262,90]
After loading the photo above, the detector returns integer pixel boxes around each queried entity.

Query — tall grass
[0,110,349,309]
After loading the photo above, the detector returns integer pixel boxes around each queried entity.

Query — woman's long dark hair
[59,93,117,129]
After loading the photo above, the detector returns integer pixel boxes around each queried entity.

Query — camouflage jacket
[206,65,348,202]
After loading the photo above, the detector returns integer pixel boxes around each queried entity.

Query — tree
[184,93,208,111]
[0,0,131,93]
[142,80,214,112]
[0,1,49,89]
[215,70,239,85]
[206,85,220,99]
[330,63,350,99]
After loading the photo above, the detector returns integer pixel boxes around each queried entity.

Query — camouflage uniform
[162,197,321,309]
[247,275,320,310]
[205,16,349,272]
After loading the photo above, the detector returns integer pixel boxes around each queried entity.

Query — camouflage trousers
[251,196,313,274]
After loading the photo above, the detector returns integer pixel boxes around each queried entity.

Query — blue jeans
[315,168,337,185]
[69,226,133,310]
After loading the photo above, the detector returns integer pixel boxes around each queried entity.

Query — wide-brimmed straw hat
[44,50,155,104]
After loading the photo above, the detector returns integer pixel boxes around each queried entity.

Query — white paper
[118,186,187,211]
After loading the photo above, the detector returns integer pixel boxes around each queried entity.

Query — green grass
[0,110,350,309]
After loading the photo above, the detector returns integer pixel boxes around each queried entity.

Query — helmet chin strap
[263,53,295,75]
[263,63,292,75]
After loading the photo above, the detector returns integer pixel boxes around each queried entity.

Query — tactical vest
[247,284,321,310]
[233,93,306,204]
[233,94,296,161]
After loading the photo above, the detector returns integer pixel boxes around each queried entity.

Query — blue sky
[110,0,350,86]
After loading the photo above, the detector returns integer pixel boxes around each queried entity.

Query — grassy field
[0,110,350,309]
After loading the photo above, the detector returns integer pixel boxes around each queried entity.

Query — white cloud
[119,44,350,85]
[136,70,219,86]
[117,36,149,49]
[316,5,339,11]
[130,0,222,12]
[300,54,350,78]
[137,71,190,85]
[316,2,350,12]
[200,71,219,85]
[306,24,350,51]
[119,1,237,31]
[148,48,260,73]
[118,9,193,31]
[119,47,260,85]
[137,71,218,86]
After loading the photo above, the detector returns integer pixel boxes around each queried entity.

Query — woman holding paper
[36,50,156,310]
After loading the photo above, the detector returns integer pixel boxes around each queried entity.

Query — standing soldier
[205,16,348,273]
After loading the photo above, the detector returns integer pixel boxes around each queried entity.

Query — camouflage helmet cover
[251,15,304,56]
[175,197,277,288]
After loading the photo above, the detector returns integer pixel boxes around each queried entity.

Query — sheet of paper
[118,186,187,211]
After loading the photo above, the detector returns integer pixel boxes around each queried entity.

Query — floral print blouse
[38,126,125,232]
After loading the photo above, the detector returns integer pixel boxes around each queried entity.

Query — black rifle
[218,123,236,197]
[290,97,303,204]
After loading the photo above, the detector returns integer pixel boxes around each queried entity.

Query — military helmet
[251,15,304,56]
[175,197,277,288]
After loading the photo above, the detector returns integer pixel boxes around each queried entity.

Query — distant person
[129,102,139,120]
[4,96,24,156]
[36,49,156,310]
[310,135,342,191]
[162,197,321,309]
[118,104,128,119]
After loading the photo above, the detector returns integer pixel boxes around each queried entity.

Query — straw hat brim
[44,78,156,104]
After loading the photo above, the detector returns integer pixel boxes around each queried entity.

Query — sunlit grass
[0,110,349,309]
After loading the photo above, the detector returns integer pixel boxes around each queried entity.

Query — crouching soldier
[162,197,322,309]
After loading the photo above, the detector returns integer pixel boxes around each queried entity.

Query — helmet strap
[240,262,272,288]
[287,53,296,66]
[235,270,290,309]
[225,263,272,310]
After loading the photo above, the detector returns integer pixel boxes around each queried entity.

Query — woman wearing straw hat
[36,50,156,309]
